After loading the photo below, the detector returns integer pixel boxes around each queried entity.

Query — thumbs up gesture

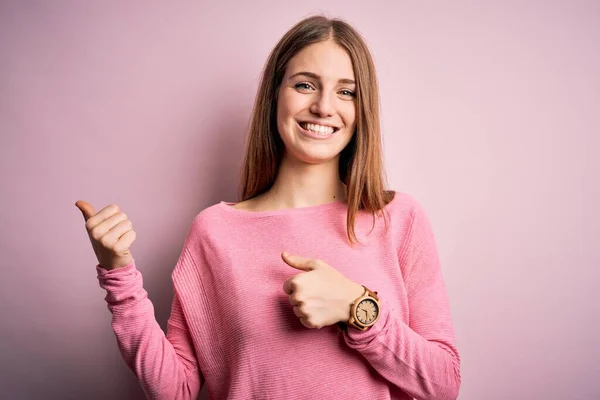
[75,200,136,271]
[281,252,364,329]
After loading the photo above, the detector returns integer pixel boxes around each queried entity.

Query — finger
[75,200,97,222]
[299,318,320,329]
[84,204,122,231]
[89,212,129,242]
[100,219,134,249]
[114,229,137,254]
[283,278,296,295]
[292,305,306,318]
[281,251,317,271]
[288,294,301,306]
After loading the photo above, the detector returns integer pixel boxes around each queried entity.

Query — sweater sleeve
[97,261,203,400]
[342,201,461,400]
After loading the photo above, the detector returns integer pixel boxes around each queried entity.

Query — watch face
[356,298,379,325]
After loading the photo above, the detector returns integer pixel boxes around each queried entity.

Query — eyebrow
[289,71,355,85]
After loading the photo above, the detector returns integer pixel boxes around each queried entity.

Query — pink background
[1,1,598,399]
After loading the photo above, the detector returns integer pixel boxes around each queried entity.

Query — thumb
[75,200,97,222]
[281,251,316,271]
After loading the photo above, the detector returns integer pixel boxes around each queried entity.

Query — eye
[339,89,356,98]
[294,82,315,91]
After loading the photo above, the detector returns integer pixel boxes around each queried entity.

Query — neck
[266,155,347,209]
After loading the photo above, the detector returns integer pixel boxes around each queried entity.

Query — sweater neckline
[217,200,347,217]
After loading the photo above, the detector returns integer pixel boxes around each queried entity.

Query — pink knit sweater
[97,192,461,399]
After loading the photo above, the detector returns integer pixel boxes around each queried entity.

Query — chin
[291,151,339,165]
[284,141,348,165]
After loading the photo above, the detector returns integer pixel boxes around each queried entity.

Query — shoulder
[385,190,428,221]
[185,199,261,240]
[227,195,264,211]
[384,190,440,254]
[187,202,231,237]
[172,202,232,276]
[381,190,437,243]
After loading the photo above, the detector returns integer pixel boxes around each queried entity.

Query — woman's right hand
[75,200,137,271]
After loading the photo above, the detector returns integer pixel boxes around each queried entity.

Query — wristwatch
[346,285,381,331]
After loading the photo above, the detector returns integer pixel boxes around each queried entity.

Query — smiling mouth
[298,121,340,136]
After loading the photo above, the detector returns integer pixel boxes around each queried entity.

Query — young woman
[76,15,461,400]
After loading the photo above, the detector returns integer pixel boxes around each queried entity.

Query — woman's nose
[310,92,334,117]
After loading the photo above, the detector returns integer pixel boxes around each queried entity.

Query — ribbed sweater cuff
[96,261,141,305]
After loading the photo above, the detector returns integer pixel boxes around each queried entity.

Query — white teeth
[302,123,335,135]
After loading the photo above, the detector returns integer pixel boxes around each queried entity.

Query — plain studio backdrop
[0,1,598,399]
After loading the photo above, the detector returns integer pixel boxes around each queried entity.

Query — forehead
[285,40,355,81]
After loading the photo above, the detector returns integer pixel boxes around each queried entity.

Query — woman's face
[276,39,357,165]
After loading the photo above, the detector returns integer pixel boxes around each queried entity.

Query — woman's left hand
[282,251,365,329]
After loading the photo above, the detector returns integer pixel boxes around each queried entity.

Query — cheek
[342,104,357,131]
[277,93,294,126]
[277,92,308,130]
[276,95,289,137]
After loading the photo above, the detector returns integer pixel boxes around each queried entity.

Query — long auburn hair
[239,15,395,244]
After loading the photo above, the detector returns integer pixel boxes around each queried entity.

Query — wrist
[344,285,381,331]
[339,281,365,323]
